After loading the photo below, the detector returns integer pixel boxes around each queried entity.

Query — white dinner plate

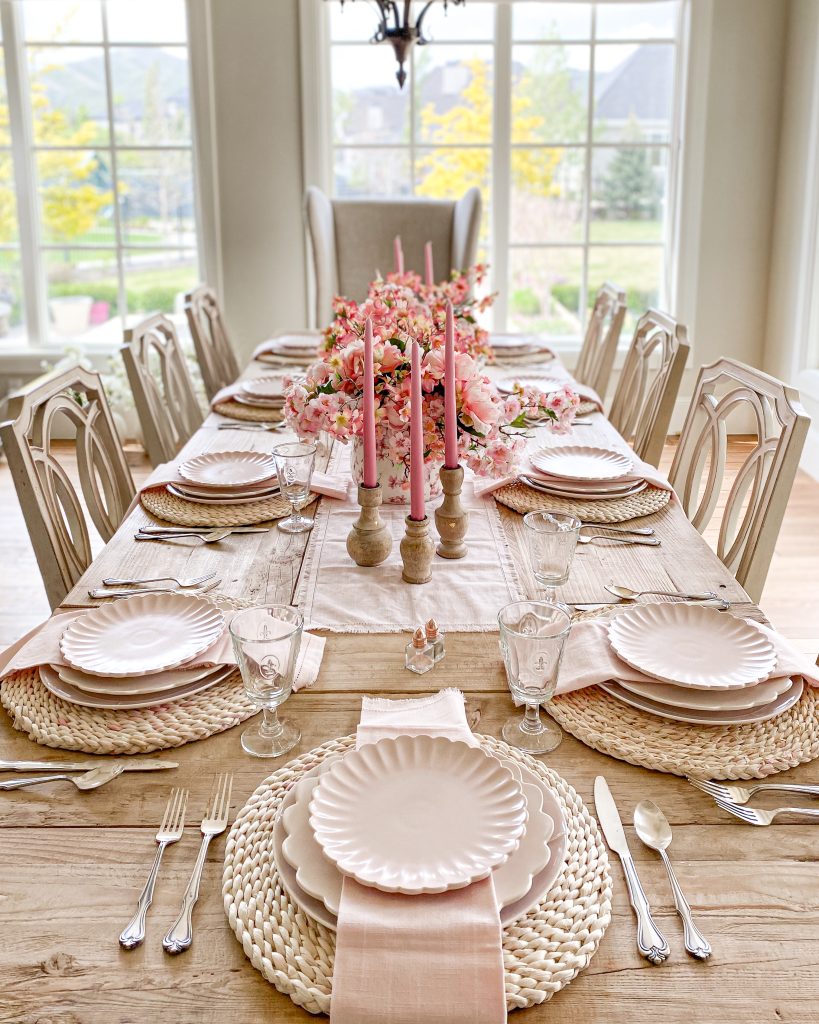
[272,755,568,931]
[59,593,225,677]
[179,451,278,488]
[599,677,804,725]
[608,603,778,690]
[265,333,320,355]
[526,465,640,494]
[170,479,280,500]
[308,735,527,894]
[497,375,564,396]
[617,672,795,711]
[521,476,647,502]
[530,445,634,482]
[40,664,231,709]
[55,660,222,696]
[240,377,285,400]
[232,393,284,409]
[167,483,279,506]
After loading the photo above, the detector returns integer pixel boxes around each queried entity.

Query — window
[0,0,200,347]
[323,0,684,338]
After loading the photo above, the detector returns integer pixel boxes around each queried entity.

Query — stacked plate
[524,444,646,501]
[602,603,803,725]
[41,593,228,709]
[233,376,286,412]
[272,734,568,929]
[496,373,564,396]
[169,451,280,506]
[256,333,319,366]
[489,333,554,361]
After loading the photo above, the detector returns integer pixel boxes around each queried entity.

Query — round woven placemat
[222,732,612,1015]
[0,666,254,754]
[493,480,670,523]
[212,399,285,423]
[140,486,318,527]
[549,682,819,780]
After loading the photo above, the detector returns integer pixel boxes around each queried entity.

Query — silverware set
[133,525,271,545]
[595,776,711,964]
[216,421,286,432]
[0,757,176,791]
[89,570,222,599]
[605,583,730,609]
[120,774,233,952]
[689,776,819,825]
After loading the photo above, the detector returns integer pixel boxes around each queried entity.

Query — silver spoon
[606,584,719,601]
[0,764,125,791]
[633,800,712,960]
[578,535,660,546]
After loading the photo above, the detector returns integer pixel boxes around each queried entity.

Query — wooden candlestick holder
[435,464,468,559]
[400,515,434,584]
[346,483,392,567]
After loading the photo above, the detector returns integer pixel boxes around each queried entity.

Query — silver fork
[163,774,233,954]
[578,535,660,546]
[120,787,189,950]
[89,580,220,599]
[216,422,286,432]
[102,572,216,588]
[715,797,819,825]
[689,777,819,805]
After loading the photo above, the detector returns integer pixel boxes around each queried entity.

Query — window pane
[28,47,108,145]
[116,150,195,246]
[0,251,25,341]
[123,249,198,315]
[111,46,191,144]
[590,145,669,242]
[508,247,583,335]
[0,153,20,243]
[334,147,411,197]
[510,147,585,244]
[23,1,103,43]
[416,48,493,144]
[44,248,121,340]
[332,46,409,145]
[329,4,383,42]
[36,150,113,245]
[596,3,679,41]
[106,0,188,43]
[587,245,664,333]
[421,5,492,42]
[511,46,588,144]
[415,147,490,207]
[594,44,675,143]
[513,3,591,41]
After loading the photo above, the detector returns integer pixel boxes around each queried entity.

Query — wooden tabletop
[1,360,816,1024]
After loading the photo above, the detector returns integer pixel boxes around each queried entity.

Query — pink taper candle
[394,235,404,276]
[362,317,377,488]
[409,340,425,521]
[444,301,458,469]
[424,240,434,288]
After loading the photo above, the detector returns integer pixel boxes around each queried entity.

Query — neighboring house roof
[595,45,672,122]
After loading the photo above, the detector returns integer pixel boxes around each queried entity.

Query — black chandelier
[330,1,466,89]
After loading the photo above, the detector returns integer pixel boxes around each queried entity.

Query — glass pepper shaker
[405,625,435,675]
[425,618,445,663]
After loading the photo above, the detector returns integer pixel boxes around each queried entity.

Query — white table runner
[295,446,526,633]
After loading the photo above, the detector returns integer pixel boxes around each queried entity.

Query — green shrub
[511,287,542,317]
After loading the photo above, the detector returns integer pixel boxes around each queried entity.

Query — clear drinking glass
[523,510,581,602]
[229,605,303,758]
[273,441,317,534]
[498,601,572,754]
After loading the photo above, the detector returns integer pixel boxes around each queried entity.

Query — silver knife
[139,526,271,535]
[0,759,178,772]
[594,776,669,965]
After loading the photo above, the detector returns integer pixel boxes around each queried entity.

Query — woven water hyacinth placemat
[222,733,612,1015]
[140,486,318,528]
[494,480,670,524]
[212,399,285,423]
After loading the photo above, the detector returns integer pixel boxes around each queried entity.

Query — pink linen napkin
[330,688,506,1024]
[555,617,819,696]
[0,610,326,691]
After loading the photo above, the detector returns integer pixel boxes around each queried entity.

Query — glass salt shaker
[405,625,435,675]
[425,618,445,664]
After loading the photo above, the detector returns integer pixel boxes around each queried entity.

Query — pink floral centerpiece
[284,267,580,503]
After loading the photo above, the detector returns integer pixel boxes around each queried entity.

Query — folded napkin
[555,617,819,696]
[0,609,326,692]
[330,689,506,1024]
[210,380,286,411]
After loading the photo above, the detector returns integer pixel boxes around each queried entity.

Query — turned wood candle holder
[400,515,434,584]
[346,483,392,567]
[435,464,469,559]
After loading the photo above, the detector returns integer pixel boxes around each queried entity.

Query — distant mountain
[37,48,189,123]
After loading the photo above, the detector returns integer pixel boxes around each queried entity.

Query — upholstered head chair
[305,186,482,326]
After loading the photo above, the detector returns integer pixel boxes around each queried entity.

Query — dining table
[1,349,817,1024]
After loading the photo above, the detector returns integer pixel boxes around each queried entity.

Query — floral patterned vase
[351,438,444,506]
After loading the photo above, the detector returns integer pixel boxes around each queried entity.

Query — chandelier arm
[415,1,437,43]
[368,0,388,41]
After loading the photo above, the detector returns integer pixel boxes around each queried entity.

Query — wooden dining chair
[573,282,627,401]
[608,309,690,467]
[121,314,203,466]
[184,284,241,400]
[0,365,135,609]
[669,358,809,603]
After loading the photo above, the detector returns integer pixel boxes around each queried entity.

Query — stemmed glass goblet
[522,510,581,603]
[273,441,317,534]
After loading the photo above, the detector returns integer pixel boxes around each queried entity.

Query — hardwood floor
[1,440,818,654]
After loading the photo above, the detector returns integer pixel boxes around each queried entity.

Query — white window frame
[0,0,219,357]
[301,0,692,344]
